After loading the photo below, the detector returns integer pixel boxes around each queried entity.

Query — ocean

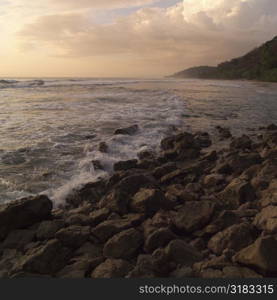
[0,77,276,205]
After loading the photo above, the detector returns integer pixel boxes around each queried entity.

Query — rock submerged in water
[114,125,139,135]
[0,125,277,278]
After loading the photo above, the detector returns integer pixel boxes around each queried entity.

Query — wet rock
[55,225,90,248]
[206,210,240,234]
[173,201,215,233]
[137,150,155,160]
[103,228,143,259]
[0,195,52,240]
[98,142,108,153]
[92,160,104,171]
[113,159,138,171]
[36,220,64,240]
[194,132,212,148]
[165,239,203,266]
[201,150,218,162]
[3,229,35,250]
[230,135,252,150]
[91,259,133,278]
[144,228,176,253]
[253,205,277,234]
[99,174,157,214]
[215,126,232,139]
[130,188,171,214]
[13,239,70,275]
[114,125,139,135]
[233,236,277,274]
[66,180,106,208]
[218,178,256,209]
[208,223,256,255]
[260,179,277,207]
[266,123,277,131]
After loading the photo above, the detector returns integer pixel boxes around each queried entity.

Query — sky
[0,0,277,78]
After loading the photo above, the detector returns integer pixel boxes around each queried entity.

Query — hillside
[171,36,277,82]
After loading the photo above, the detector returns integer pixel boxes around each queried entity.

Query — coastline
[0,124,276,278]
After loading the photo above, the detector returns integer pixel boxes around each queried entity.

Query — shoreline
[0,124,276,278]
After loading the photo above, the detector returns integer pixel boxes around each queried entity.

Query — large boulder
[36,220,64,240]
[218,178,256,209]
[165,239,203,266]
[3,229,35,250]
[130,188,171,214]
[12,239,70,275]
[103,228,143,259]
[144,228,176,253]
[233,236,277,274]
[91,259,133,278]
[173,201,215,233]
[253,205,277,234]
[208,223,256,255]
[0,195,52,240]
[55,225,90,248]
[99,174,157,214]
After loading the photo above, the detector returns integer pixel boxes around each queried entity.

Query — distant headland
[170,36,277,82]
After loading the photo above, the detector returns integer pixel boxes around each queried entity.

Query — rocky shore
[0,124,276,278]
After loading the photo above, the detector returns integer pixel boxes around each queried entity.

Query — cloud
[15,0,277,76]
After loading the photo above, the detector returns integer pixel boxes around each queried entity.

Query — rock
[130,188,171,214]
[194,132,212,148]
[92,217,140,242]
[173,201,215,233]
[165,239,203,266]
[127,255,156,278]
[170,267,193,278]
[160,169,187,185]
[103,228,143,259]
[266,123,277,131]
[138,150,155,160]
[233,236,277,274]
[99,174,157,214]
[207,210,240,234]
[13,239,70,275]
[218,178,256,209]
[57,257,103,278]
[208,223,256,255]
[98,142,108,153]
[215,126,232,139]
[152,162,177,179]
[203,174,225,187]
[55,226,90,248]
[222,266,262,278]
[92,160,104,170]
[36,220,64,240]
[0,195,52,240]
[3,229,35,250]
[230,135,252,150]
[88,208,110,226]
[91,259,133,278]
[253,205,277,234]
[74,242,103,259]
[201,151,218,162]
[66,180,106,208]
[65,213,90,226]
[113,159,138,171]
[114,125,139,135]
[144,228,176,253]
[260,179,277,207]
